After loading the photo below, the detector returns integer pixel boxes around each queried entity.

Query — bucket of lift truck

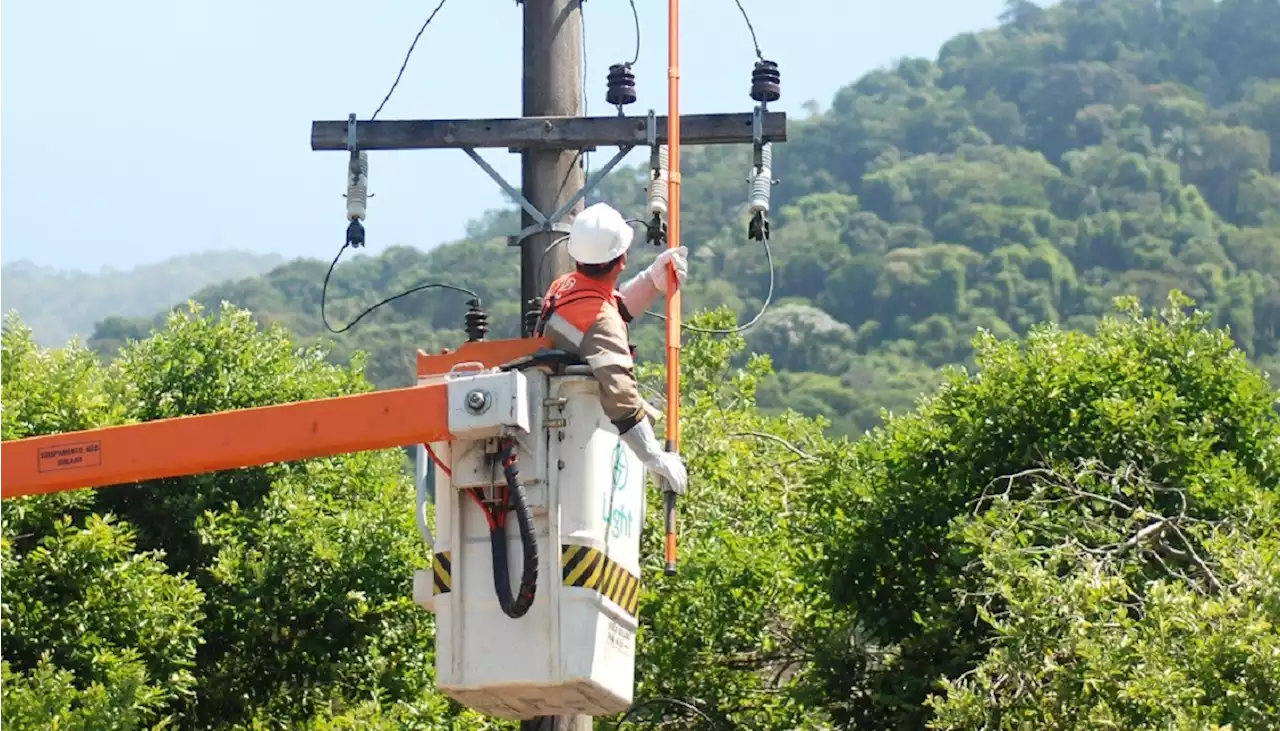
[412,357,648,720]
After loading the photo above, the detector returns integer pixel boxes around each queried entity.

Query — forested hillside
[91,0,1280,436]
[1,251,284,347]
[6,3,1280,729]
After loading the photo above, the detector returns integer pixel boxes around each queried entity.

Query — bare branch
[1166,522,1224,595]
[728,431,817,462]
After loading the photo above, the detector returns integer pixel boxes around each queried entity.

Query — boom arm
[1,337,550,501]
[1,384,450,500]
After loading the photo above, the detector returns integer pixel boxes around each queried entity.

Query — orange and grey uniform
[535,271,650,434]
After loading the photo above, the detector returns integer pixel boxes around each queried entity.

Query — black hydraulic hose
[490,439,539,618]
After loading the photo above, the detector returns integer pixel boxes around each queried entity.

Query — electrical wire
[732,0,764,61]
[611,697,723,729]
[644,235,774,335]
[626,0,641,67]
[370,0,452,121]
[320,0,461,332]
[319,242,479,334]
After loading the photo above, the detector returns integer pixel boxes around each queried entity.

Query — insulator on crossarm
[606,63,638,107]
[647,145,669,217]
[750,60,781,104]
[749,143,773,215]
[346,151,369,221]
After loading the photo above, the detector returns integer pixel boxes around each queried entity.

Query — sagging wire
[626,0,641,67]
[319,241,479,334]
[732,0,764,61]
[370,0,452,121]
[643,234,774,335]
[611,696,723,729]
[617,0,778,338]
[322,0,467,334]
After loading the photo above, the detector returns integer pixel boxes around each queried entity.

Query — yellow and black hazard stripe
[560,543,641,618]
[433,551,452,595]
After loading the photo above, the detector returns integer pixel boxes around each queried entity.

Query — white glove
[619,418,688,495]
[645,246,688,294]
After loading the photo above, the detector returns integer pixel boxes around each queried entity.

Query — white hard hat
[567,202,634,265]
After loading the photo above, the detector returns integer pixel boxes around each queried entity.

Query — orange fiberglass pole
[663,0,682,576]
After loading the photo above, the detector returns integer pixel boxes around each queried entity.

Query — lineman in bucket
[534,202,690,495]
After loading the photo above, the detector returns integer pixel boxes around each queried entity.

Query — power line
[626,0,641,67]
[732,0,764,60]
[370,0,452,121]
[320,0,458,334]
[646,236,775,335]
[319,242,479,334]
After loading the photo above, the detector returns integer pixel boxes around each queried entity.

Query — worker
[535,202,689,495]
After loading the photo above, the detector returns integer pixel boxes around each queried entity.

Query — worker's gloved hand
[645,246,688,293]
[620,418,688,495]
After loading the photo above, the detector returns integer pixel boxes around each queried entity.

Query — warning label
[37,441,102,473]
[606,619,635,656]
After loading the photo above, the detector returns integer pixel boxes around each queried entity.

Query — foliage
[926,463,1280,730]
[618,309,830,730]
[1,250,284,348]
[1,316,204,730]
[796,293,1280,729]
[2,303,837,730]
[0,304,483,729]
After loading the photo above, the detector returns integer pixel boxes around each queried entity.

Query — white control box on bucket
[414,368,647,720]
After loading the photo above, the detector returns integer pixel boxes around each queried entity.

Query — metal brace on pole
[458,146,634,248]
[752,104,765,169]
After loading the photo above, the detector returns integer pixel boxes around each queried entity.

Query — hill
[91,0,1280,436]
[1,251,285,347]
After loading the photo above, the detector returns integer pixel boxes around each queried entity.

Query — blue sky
[1,0,1006,273]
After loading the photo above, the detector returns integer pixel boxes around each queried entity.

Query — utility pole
[519,2,583,724]
[520,0,584,324]
[309,1,785,727]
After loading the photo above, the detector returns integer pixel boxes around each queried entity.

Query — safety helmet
[567,202,634,265]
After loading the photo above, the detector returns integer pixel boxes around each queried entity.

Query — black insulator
[345,219,365,249]
[606,63,638,107]
[464,299,489,342]
[748,210,770,243]
[750,59,781,103]
[646,213,667,247]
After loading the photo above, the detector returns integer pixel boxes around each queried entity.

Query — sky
[1,0,1007,273]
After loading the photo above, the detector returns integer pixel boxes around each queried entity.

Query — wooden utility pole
[521,1,584,726]
[520,3,583,724]
[520,0,584,318]
[308,1,785,727]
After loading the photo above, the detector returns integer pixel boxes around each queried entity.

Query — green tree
[796,293,1280,729]
[1,316,204,730]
